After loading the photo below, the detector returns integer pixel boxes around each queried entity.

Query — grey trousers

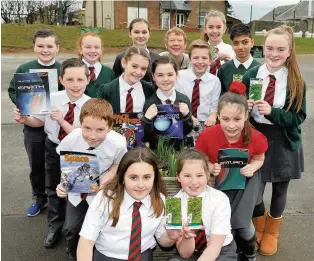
[93,248,153,261]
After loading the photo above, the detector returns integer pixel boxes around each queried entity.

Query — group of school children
[9,8,306,261]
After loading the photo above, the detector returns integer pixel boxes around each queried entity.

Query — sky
[228,0,301,23]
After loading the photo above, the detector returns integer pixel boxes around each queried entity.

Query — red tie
[264,75,276,105]
[210,48,221,75]
[165,99,171,104]
[195,229,207,252]
[80,147,95,200]
[58,103,76,141]
[128,201,142,261]
[192,79,201,118]
[125,88,134,113]
[89,66,96,81]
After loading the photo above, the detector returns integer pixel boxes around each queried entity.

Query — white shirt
[82,59,102,79]
[119,75,146,112]
[156,88,176,104]
[233,55,254,70]
[175,69,221,121]
[252,64,288,124]
[80,190,166,259]
[37,58,56,67]
[174,186,233,246]
[56,128,127,206]
[35,90,90,144]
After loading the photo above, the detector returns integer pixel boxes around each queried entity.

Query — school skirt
[93,248,152,261]
[252,120,304,182]
[224,171,261,229]
[166,240,237,261]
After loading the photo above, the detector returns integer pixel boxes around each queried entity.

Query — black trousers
[45,138,65,233]
[23,126,47,206]
[64,199,89,255]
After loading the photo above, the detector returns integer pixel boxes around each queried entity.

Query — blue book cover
[14,72,50,116]
[60,151,100,193]
[154,104,183,140]
[112,113,144,150]
[216,148,249,191]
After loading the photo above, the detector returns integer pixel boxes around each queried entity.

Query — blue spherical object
[154,117,171,131]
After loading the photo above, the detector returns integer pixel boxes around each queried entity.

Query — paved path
[1,54,314,261]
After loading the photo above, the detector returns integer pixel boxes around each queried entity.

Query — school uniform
[36,90,90,235]
[142,89,193,150]
[217,55,260,94]
[242,64,306,182]
[80,190,167,261]
[167,186,237,261]
[8,59,62,208]
[56,128,127,257]
[209,41,234,76]
[159,51,190,70]
[97,76,153,113]
[175,69,221,121]
[82,59,116,98]
[112,49,159,82]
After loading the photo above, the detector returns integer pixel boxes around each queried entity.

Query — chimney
[309,0,312,17]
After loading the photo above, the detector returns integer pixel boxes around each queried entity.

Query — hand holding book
[240,164,255,177]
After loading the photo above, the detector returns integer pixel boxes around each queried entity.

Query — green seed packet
[187,197,202,229]
[249,78,263,101]
[210,45,218,60]
[166,197,182,229]
[233,74,243,82]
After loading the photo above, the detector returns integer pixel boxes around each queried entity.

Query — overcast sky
[228,0,301,23]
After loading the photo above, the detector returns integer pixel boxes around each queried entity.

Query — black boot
[235,234,256,261]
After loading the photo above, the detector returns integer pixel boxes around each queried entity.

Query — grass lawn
[2,23,314,54]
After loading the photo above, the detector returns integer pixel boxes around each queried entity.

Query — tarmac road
[1,54,314,261]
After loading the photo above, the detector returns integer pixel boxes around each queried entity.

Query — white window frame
[127,7,148,27]
[176,13,185,27]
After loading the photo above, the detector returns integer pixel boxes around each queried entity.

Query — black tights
[253,181,290,218]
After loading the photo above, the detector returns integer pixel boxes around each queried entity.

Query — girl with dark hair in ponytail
[195,82,268,261]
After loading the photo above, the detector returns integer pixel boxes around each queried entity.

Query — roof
[259,1,314,21]
[160,1,191,12]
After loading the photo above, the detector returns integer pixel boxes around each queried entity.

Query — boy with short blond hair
[56,98,127,260]
[176,39,221,127]
[160,27,190,69]
[8,29,63,217]
[217,23,260,94]
[14,58,91,249]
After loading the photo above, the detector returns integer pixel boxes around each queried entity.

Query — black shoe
[66,247,77,260]
[44,232,61,248]
[238,253,256,261]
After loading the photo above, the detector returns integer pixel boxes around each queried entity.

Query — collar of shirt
[122,189,151,210]
[233,55,253,69]
[181,188,207,200]
[37,58,56,67]
[215,41,225,50]
[119,74,142,92]
[216,124,244,147]
[257,63,288,82]
[61,91,87,109]
[156,88,176,103]
[82,58,101,74]
[187,68,213,84]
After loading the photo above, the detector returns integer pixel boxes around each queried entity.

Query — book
[29,68,58,93]
[15,72,50,116]
[216,148,249,191]
[165,197,182,229]
[60,151,100,193]
[112,113,144,150]
[210,45,219,60]
[233,74,243,82]
[154,104,183,140]
[249,78,263,101]
[187,197,202,229]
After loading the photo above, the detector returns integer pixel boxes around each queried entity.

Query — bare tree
[1,0,15,23]
[25,1,39,24]
[13,0,27,24]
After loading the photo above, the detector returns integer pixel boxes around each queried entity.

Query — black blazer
[97,77,153,113]
[142,90,193,151]
[112,50,159,83]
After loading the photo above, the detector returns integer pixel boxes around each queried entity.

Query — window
[162,12,170,30]
[127,7,148,26]
[199,12,207,28]
[176,13,184,27]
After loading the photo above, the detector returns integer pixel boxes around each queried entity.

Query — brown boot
[259,212,282,256]
[252,213,266,250]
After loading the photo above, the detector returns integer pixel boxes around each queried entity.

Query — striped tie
[128,201,142,261]
[210,48,221,75]
[192,79,201,118]
[58,103,76,141]
[264,75,276,105]
[80,147,95,200]
[89,66,96,81]
[125,88,134,113]
[165,99,171,104]
[195,229,207,252]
